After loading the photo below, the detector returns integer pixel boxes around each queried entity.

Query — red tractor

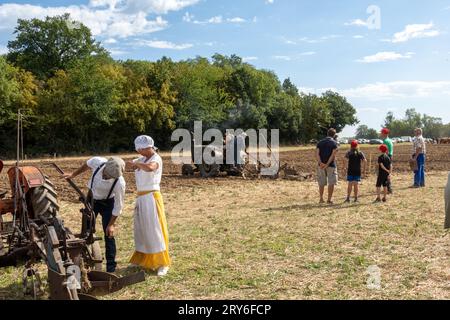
[0,160,144,299]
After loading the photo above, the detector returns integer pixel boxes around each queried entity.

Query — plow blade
[87,270,146,297]
[48,268,146,300]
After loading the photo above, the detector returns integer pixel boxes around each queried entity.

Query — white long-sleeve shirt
[86,157,126,217]
[133,153,163,192]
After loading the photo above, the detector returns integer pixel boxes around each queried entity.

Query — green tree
[115,59,176,150]
[355,125,379,139]
[223,64,280,129]
[171,57,232,130]
[36,56,123,153]
[0,56,38,154]
[7,14,108,79]
[300,94,331,143]
[321,90,358,133]
[282,78,299,97]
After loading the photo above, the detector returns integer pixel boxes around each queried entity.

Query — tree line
[355,108,450,140]
[2,14,360,156]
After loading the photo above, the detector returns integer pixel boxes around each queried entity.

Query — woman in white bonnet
[126,135,171,276]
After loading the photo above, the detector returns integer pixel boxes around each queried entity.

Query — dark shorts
[376,174,389,188]
[347,175,361,182]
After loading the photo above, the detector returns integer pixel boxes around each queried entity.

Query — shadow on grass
[115,265,158,278]
[0,281,35,300]
[261,201,370,213]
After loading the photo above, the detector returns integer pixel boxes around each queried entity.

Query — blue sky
[1,0,449,136]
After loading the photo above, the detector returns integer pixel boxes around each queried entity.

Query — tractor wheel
[30,176,59,219]
[198,163,220,178]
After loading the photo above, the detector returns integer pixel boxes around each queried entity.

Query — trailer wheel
[30,176,59,219]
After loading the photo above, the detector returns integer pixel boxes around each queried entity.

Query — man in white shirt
[412,128,426,188]
[64,157,126,272]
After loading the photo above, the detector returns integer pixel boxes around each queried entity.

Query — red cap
[379,144,388,153]
[351,140,359,148]
[381,128,390,135]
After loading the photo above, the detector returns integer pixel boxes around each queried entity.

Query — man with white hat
[64,156,126,273]
[126,135,171,276]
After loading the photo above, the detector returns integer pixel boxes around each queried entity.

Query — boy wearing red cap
[380,128,394,193]
[345,140,367,202]
[376,144,392,202]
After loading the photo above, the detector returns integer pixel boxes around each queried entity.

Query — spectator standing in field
[316,128,339,204]
[380,128,394,194]
[126,135,171,276]
[345,140,367,203]
[375,144,392,203]
[412,128,427,188]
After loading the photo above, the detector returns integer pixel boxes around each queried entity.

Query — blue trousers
[414,154,426,187]
[93,198,117,272]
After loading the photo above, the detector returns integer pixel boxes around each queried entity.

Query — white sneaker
[157,266,169,277]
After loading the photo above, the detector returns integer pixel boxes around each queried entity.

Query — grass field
[1,167,449,300]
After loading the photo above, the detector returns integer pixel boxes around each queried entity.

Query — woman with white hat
[126,135,171,276]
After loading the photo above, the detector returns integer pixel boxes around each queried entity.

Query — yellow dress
[129,154,171,270]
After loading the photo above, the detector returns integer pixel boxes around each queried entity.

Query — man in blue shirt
[316,128,339,204]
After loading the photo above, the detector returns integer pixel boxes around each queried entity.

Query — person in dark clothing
[316,128,339,204]
[380,128,394,194]
[376,144,392,203]
[345,140,367,203]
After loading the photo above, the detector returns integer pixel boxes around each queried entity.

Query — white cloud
[273,52,316,61]
[298,81,450,101]
[0,3,169,38]
[227,17,246,23]
[297,87,337,95]
[187,15,247,25]
[283,35,340,45]
[266,0,274,4]
[123,0,200,14]
[204,16,223,24]
[183,12,194,22]
[104,38,117,44]
[357,51,414,63]
[0,45,7,55]
[135,39,193,50]
[353,35,364,39]
[342,81,450,100]
[345,19,369,28]
[109,48,129,55]
[390,23,440,43]
[273,55,291,61]
[284,40,297,45]
[357,107,382,113]
[89,0,121,9]
[243,56,258,62]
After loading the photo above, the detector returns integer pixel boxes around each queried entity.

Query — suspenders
[90,163,119,200]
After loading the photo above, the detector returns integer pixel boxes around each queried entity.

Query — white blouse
[86,157,126,216]
[134,153,163,192]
